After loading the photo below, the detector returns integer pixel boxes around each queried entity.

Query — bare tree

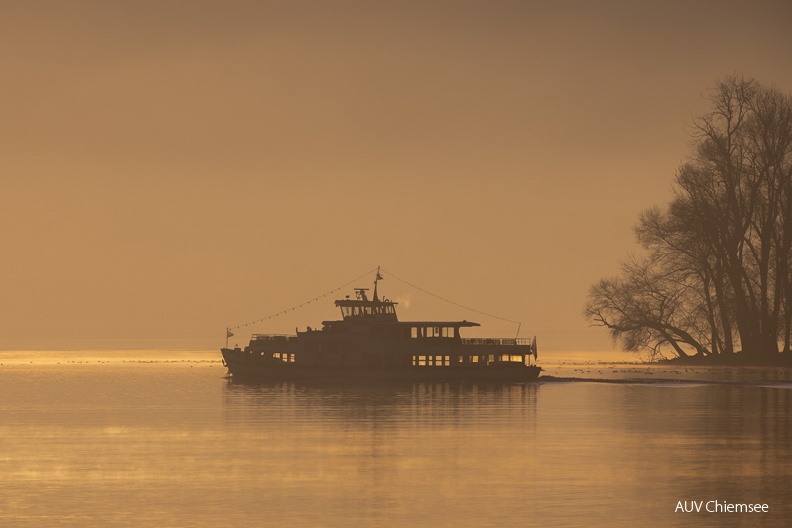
[586,76,792,361]
[585,256,710,359]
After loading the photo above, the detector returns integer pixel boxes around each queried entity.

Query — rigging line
[229,266,379,330]
[378,267,523,328]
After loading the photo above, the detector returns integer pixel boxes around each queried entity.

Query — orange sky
[2,1,791,352]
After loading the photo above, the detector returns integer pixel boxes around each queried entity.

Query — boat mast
[373,266,383,301]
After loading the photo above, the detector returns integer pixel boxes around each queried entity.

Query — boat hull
[222,348,541,382]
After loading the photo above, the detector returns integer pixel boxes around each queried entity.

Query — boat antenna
[379,267,524,338]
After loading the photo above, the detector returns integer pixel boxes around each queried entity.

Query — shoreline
[660,350,792,367]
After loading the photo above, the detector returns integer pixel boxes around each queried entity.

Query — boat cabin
[335,288,398,321]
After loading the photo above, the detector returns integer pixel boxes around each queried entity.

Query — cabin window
[510,355,522,362]
[501,354,510,362]
[411,327,419,338]
[273,352,280,359]
[441,327,453,338]
[418,355,426,366]
[488,354,494,363]
[458,356,463,363]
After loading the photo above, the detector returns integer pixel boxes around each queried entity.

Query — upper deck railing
[252,334,532,345]
[461,338,533,346]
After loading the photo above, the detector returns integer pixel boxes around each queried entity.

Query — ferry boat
[221,271,541,381]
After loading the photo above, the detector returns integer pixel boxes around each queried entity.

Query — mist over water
[1,351,790,527]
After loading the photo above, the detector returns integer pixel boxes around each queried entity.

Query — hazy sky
[2,1,791,351]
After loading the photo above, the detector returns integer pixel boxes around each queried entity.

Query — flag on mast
[227,329,234,338]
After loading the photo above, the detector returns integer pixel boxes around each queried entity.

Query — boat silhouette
[222,269,540,381]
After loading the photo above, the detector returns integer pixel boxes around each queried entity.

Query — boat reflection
[223,378,539,425]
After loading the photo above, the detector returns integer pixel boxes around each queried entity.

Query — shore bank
[661,350,792,367]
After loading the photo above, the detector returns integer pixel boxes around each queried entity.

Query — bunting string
[229,267,379,331]
[378,267,523,338]
[229,266,524,339]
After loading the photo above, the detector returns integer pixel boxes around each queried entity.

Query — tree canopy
[585,76,792,361]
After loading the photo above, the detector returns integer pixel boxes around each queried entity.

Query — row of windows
[413,355,452,366]
[410,327,457,338]
[273,352,296,363]
[341,305,396,318]
[411,354,526,366]
[268,352,525,366]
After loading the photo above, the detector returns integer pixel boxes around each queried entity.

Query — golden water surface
[0,351,790,527]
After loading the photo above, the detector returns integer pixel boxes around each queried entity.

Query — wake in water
[537,360,792,387]
[538,375,792,388]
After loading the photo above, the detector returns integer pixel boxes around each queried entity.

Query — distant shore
[661,351,792,367]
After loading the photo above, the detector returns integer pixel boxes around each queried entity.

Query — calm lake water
[1,350,791,527]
